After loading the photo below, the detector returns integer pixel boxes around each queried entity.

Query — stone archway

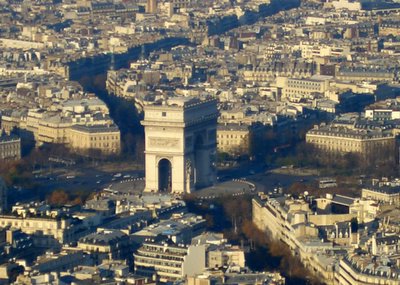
[141,98,218,194]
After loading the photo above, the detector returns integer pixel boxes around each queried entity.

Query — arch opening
[158,159,172,192]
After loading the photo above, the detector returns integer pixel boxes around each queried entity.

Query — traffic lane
[217,162,268,181]
[249,171,317,193]
[14,169,145,203]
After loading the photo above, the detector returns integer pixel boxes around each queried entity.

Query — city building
[217,123,251,155]
[362,178,400,206]
[338,253,400,285]
[276,76,331,102]
[30,250,91,273]
[67,124,121,155]
[78,229,130,262]
[0,135,21,160]
[306,124,396,160]
[132,213,206,244]
[134,241,207,282]
[330,0,362,11]
[0,214,85,247]
[187,272,285,285]
[146,0,157,14]
[252,192,378,285]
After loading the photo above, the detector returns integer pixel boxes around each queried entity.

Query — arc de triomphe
[141,97,219,194]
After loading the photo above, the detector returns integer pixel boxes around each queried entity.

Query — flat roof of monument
[143,96,217,109]
[167,96,200,107]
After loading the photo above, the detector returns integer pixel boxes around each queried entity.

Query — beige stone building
[335,68,395,83]
[78,229,129,261]
[252,192,379,285]
[0,111,22,134]
[362,185,400,206]
[134,241,206,282]
[252,195,336,284]
[67,124,121,154]
[217,123,250,155]
[219,109,246,123]
[365,187,400,204]
[379,22,400,37]
[208,246,245,268]
[276,76,331,102]
[306,125,395,158]
[146,0,157,13]
[0,215,82,246]
[37,117,71,145]
[0,135,21,161]
[338,253,400,285]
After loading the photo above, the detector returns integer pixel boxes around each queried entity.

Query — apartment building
[365,108,400,121]
[299,42,351,59]
[362,187,400,205]
[207,246,245,268]
[252,192,382,284]
[336,67,395,83]
[379,21,400,37]
[361,179,400,206]
[338,253,400,285]
[371,234,400,255]
[133,213,206,245]
[276,76,331,102]
[0,135,21,160]
[78,229,129,261]
[0,110,23,134]
[306,125,395,158]
[217,123,250,155]
[242,61,314,82]
[134,241,206,282]
[37,116,71,145]
[67,124,121,154]
[0,215,83,246]
[31,251,90,273]
[252,194,336,284]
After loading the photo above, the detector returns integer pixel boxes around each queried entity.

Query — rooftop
[70,124,120,133]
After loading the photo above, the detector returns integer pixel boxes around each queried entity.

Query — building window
[162,112,167,117]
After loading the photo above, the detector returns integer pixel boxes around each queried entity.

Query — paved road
[10,161,317,203]
[218,162,317,193]
[10,167,144,203]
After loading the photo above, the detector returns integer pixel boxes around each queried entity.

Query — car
[66,175,75,179]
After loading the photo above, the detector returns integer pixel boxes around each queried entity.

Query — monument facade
[141,97,218,194]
